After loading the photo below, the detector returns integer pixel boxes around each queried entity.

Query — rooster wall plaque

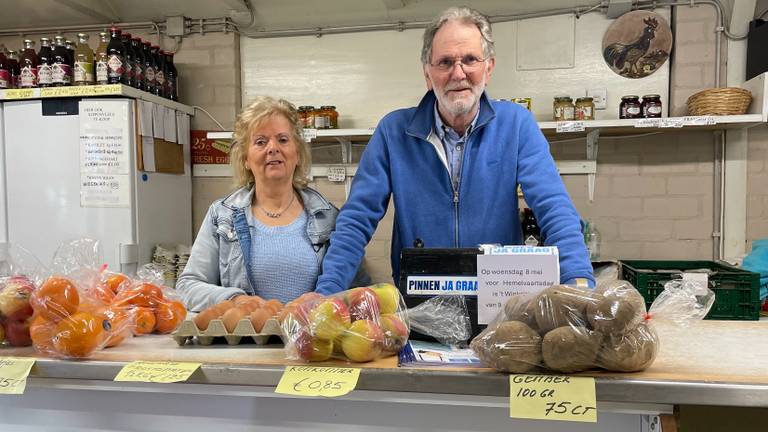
[602,10,672,79]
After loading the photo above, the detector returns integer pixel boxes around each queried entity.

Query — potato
[534,285,596,334]
[542,326,601,373]
[503,295,538,329]
[587,282,646,335]
[598,323,658,372]
[471,321,542,373]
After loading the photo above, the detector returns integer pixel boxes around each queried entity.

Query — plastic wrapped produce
[282,284,411,363]
[0,244,48,347]
[471,279,714,373]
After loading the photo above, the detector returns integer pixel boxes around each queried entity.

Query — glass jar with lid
[641,94,662,118]
[620,95,642,119]
[575,97,595,120]
[553,96,574,121]
[298,106,315,129]
[320,105,339,129]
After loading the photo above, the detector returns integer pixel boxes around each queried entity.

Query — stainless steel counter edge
[29,358,768,408]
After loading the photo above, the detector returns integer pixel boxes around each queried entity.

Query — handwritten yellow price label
[275,366,361,397]
[40,84,122,98]
[509,375,597,423]
[3,88,37,100]
[114,361,201,383]
[0,357,36,395]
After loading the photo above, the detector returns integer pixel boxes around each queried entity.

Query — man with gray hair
[316,7,594,295]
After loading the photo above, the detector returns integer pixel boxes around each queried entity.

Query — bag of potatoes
[470,279,714,374]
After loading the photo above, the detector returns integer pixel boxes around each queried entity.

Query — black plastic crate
[620,260,760,320]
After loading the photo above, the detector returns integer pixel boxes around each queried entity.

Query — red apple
[347,287,380,322]
[5,318,32,347]
[379,313,409,354]
[293,328,333,362]
[341,319,384,362]
[0,322,5,344]
[0,276,35,321]
[308,298,351,340]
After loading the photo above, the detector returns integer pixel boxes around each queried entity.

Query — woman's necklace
[257,192,296,218]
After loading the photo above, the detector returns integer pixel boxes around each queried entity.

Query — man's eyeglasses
[429,55,487,72]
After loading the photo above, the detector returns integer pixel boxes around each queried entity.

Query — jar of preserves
[313,107,327,129]
[553,96,574,121]
[641,94,662,118]
[298,106,315,128]
[321,105,339,129]
[575,97,595,120]
[620,95,642,119]
[512,97,531,111]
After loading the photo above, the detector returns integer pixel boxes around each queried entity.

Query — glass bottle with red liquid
[120,32,135,87]
[19,39,39,88]
[143,41,155,94]
[151,45,164,97]
[0,47,10,89]
[164,51,178,101]
[131,37,145,91]
[106,27,126,84]
[37,37,54,88]
[52,35,72,86]
[7,50,21,88]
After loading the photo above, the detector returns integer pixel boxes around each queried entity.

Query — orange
[88,283,116,304]
[133,307,156,335]
[53,312,108,358]
[104,273,130,294]
[154,300,186,334]
[114,283,164,308]
[29,315,57,355]
[103,306,133,347]
[31,277,80,322]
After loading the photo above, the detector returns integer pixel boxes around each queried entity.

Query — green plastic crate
[619,260,761,321]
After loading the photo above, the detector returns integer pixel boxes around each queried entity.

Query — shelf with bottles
[0,84,194,115]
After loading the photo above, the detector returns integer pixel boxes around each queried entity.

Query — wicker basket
[686,87,752,116]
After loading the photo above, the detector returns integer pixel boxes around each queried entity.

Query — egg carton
[172,317,285,346]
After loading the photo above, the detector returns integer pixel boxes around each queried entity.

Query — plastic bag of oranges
[29,239,136,358]
[281,284,410,363]
[0,243,49,348]
[108,264,187,336]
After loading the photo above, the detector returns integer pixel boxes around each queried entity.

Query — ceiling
[0,0,600,32]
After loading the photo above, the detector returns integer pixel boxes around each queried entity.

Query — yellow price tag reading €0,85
[509,375,597,423]
[114,361,201,384]
[275,366,361,398]
[0,357,36,395]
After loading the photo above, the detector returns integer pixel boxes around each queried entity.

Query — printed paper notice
[80,173,130,207]
[509,375,597,423]
[114,361,201,383]
[476,247,559,324]
[275,366,361,398]
[0,357,36,395]
[79,100,130,175]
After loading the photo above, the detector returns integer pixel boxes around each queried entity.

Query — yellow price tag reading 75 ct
[275,366,361,397]
[114,361,201,383]
[0,357,36,395]
[509,375,597,423]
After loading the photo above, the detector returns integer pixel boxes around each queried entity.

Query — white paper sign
[152,103,165,139]
[659,118,684,128]
[476,247,560,325]
[682,116,716,126]
[80,174,130,207]
[406,276,477,295]
[142,136,156,172]
[634,118,661,128]
[163,107,177,143]
[302,128,318,142]
[556,121,585,133]
[176,112,190,145]
[79,101,130,175]
[327,166,346,182]
[139,100,153,137]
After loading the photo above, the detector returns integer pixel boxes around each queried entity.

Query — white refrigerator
[0,97,192,274]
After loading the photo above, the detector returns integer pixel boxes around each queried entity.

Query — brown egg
[249,308,272,333]
[221,307,248,333]
[264,299,283,314]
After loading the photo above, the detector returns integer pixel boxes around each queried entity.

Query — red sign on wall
[191,130,232,165]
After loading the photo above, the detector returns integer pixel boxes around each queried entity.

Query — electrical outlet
[587,88,607,110]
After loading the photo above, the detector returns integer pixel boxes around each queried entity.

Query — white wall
[241,11,670,126]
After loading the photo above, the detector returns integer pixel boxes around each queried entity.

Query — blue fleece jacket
[316,91,594,294]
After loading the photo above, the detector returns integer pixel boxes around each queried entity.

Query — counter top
[4,320,767,407]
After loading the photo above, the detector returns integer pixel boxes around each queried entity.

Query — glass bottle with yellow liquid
[95,32,109,85]
[74,33,94,86]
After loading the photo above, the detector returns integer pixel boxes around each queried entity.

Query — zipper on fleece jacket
[453,188,459,247]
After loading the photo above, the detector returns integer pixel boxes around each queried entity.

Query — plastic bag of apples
[29,239,186,358]
[0,243,49,347]
[280,284,410,363]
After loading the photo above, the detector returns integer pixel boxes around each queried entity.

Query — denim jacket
[176,185,371,312]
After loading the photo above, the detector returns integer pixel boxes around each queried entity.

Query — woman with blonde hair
[177,96,369,311]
